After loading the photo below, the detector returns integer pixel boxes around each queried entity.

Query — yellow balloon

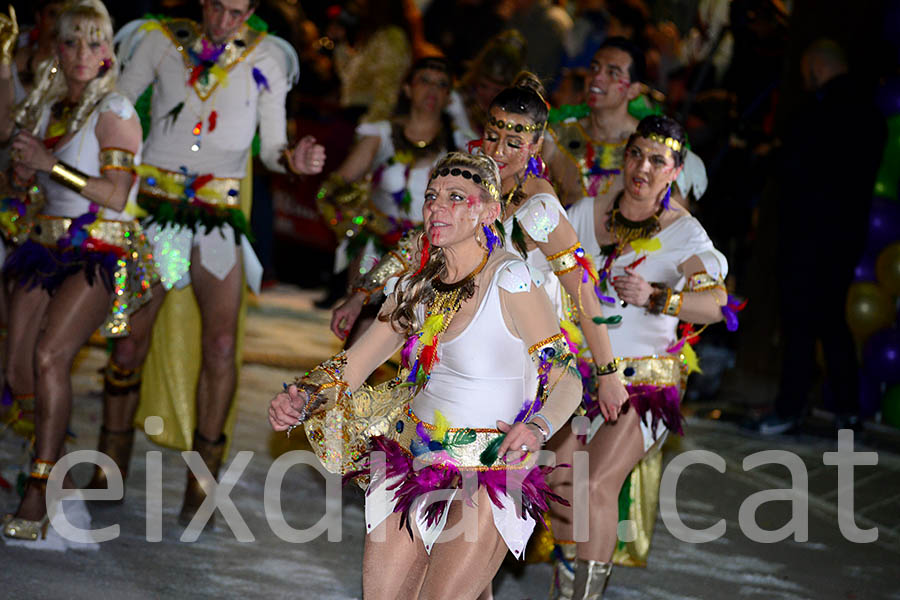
[876,242,900,296]
[846,282,894,340]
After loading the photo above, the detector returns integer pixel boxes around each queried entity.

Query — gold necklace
[607,193,663,250]
[427,250,490,329]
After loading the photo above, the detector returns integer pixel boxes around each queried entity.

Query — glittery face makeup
[586,47,635,110]
[623,136,678,201]
[423,176,492,247]
[482,108,537,185]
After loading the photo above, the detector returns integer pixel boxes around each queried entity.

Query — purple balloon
[863,327,900,385]
[867,196,900,253]
[876,77,900,117]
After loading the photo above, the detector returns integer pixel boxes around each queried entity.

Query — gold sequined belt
[615,355,687,389]
[392,406,533,471]
[30,215,141,248]
[137,165,241,207]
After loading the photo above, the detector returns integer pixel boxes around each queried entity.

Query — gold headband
[645,132,682,153]
[429,166,500,202]
[487,115,545,134]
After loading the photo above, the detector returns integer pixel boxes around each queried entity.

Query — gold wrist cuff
[293,351,350,415]
[664,290,683,316]
[595,358,618,376]
[99,148,135,173]
[546,243,582,276]
[50,161,90,192]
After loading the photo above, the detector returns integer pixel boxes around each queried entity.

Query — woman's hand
[497,420,543,464]
[330,292,366,339]
[11,131,56,172]
[268,384,309,432]
[289,135,326,175]
[612,266,654,307]
[594,374,629,423]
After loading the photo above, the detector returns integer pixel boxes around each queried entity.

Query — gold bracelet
[50,161,90,193]
[595,359,618,376]
[546,243,582,276]
[664,290,683,316]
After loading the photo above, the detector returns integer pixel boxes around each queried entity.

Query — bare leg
[102,282,167,432]
[578,408,646,561]
[363,512,429,599]
[546,424,582,543]
[16,274,112,521]
[419,487,509,600]
[189,244,243,442]
[5,284,50,396]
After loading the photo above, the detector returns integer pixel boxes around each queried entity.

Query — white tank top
[36,92,139,221]
[412,259,539,429]
[567,196,728,357]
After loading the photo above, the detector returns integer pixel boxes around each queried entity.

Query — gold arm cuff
[686,271,727,294]
[99,148,136,173]
[294,351,350,415]
[546,243,582,276]
[362,250,408,294]
[664,290,683,317]
[528,332,566,356]
[50,161,89,192]
[30,459,55,480]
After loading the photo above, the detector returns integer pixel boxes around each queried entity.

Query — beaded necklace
[401,250,490,392]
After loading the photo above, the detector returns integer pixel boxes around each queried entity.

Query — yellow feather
[560,319,584,348]
[421,314,444,346]
[209,65,229,87]
[433,410,450,443]
[681,343,702,374]
[139,21,164,33]
[631,238,662,253]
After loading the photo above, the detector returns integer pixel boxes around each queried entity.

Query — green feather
[510,217,528,259]
[479,435,506,467]
[592,315,623,325]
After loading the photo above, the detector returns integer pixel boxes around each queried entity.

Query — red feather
[413,235,430,276]
[191,174,215,190]
[208,110,217,132]
[419,341,440,375]
[188,65,204,86]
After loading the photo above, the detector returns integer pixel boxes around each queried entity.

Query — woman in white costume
[0,0,152,541]
[270,152,582,599]
[323,56,471,342]
[549,114,730,598]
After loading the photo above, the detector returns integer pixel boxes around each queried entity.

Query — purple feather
[252,67,270,92]
[5,238,118,293]
[594,286,616,304]
[401,335,419,368]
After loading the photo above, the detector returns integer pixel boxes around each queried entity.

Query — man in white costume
[87,0,325,525]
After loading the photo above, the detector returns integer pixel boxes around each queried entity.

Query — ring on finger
[519,444,529,452]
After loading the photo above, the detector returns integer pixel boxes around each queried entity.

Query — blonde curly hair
[13,0,118,135]
[383,152,501,336]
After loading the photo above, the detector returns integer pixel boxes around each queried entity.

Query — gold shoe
[572,559,612,600]
[2,513,49,540]
[3,459,54,541]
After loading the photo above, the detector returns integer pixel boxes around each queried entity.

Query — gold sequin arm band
[99,148,136,173]
[545,243,582,276]
[358,231,417,296]
[528,332,567,357]
[293,351,351,417]
[50,161,90,193]
[686,271,726,294]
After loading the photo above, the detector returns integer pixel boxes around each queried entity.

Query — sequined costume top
[547,119,627,199]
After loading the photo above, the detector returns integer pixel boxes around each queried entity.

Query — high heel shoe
[3,459,54,541]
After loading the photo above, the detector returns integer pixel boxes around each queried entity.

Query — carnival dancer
[548,115,731,598]
[0,0,153,542]
[270,152,582,599]
[323,57,467,342]
[85,0,325,525]
[542,38,644,209]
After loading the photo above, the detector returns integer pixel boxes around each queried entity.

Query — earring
[525,154,544,179]
[661,184,672,210]
[482,223,501,255]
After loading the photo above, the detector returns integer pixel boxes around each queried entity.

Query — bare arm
[10,106,142,212]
